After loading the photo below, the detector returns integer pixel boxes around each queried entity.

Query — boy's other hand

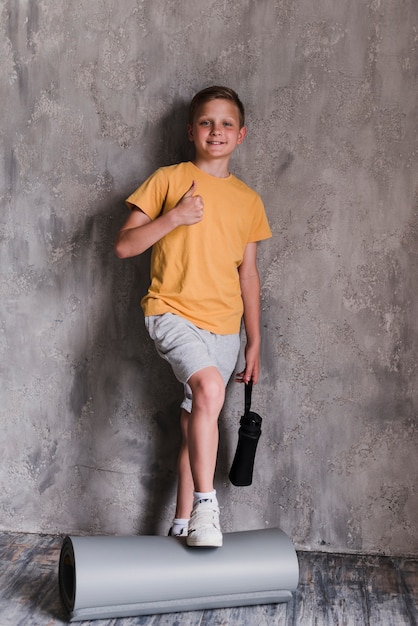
[235,343,260,385]
[173,180,204,226]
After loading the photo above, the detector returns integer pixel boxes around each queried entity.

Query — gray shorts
[145,313,240,412]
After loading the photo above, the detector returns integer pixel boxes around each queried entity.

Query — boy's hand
[235,342,260,385]
[173,180,204,226]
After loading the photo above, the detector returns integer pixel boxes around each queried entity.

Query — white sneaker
[187,499,223,547]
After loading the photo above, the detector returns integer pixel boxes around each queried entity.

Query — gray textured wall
[1,0,417,556]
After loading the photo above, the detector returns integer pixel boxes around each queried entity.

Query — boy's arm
[236,242,262,384]
[114,180,203,258]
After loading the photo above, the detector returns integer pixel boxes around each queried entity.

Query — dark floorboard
[0,533,416,625]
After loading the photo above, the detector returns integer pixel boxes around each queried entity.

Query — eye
[223,121,234,127]
[199,120,211,126]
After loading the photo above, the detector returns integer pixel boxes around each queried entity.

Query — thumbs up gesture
[173,181,204,226]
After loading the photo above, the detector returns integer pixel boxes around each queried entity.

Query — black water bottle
[229,381,262,487]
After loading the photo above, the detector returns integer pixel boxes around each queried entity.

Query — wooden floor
[0,532,416,625]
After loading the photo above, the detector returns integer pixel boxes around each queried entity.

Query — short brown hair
[188,86,245,128]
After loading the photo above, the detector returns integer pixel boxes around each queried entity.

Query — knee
[189,369,225,414]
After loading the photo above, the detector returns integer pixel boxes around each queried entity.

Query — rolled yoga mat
[59,527,299,621]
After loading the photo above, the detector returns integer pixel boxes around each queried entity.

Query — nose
[210,122,222,135]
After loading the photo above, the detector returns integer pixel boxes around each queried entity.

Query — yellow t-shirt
[126,161,272,334]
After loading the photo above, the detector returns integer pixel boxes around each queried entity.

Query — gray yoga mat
[59,527,299,621]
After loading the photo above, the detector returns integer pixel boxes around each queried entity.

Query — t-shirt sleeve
[248,194,272,243]
[125,168,169,220]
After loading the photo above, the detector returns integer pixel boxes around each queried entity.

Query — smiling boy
[115,86,271,547]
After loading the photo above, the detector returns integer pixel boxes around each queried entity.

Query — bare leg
[186,366,225,492]
[175,409,194,519]
[175,366,225,517]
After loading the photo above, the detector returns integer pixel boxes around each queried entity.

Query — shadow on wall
[65,100,193,534]
[150,100,194,170]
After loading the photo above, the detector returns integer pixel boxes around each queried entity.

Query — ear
[237,125,247,145]
[187,123,194,142]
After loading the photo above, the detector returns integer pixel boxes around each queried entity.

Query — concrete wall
[1,0,417,556]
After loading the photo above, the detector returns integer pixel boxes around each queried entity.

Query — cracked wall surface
[1,0,417,555]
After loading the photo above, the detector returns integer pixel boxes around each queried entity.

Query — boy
[115,86,271,547]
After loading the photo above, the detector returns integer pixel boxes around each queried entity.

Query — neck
[192,156,231,178]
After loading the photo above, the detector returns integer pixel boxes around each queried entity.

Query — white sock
[193,489,217,505]
[171,518,189,535]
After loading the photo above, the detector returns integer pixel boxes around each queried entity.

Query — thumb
[183,180,196,198]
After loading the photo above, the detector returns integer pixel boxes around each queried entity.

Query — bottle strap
[244,380,253,416]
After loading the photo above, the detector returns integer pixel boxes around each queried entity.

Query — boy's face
[188,99,247,162]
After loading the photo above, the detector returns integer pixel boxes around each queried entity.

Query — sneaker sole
[186,536,223,548]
